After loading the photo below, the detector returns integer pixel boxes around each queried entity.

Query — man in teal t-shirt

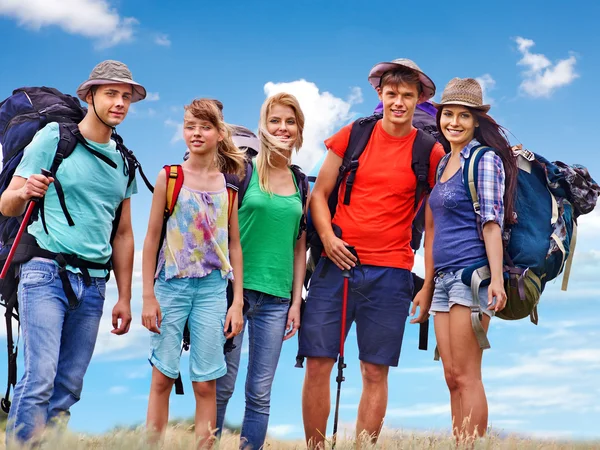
[0,60,146,444]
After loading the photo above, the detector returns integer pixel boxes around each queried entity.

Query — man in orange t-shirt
[299,59,445,447]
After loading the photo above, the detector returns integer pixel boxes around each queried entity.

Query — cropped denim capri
[429,268,495,318]
[149,269,228,382]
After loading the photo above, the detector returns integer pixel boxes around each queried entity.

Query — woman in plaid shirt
[420,78,518,443]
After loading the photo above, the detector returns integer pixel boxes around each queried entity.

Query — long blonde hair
[256,93,305,193]
[184,99,246,176]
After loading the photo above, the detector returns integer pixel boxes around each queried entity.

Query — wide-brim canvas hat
[77,60,146,103]
[432,77,490,112]
[368,58,436,103]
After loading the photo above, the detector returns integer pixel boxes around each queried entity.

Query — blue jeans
[6,258,106,444]
[216,289,290,449]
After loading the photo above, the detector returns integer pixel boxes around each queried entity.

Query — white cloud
[263,80,363,172]
[154,33,171,47]
[515,37,579,98]
[0,0,137,48]
[165,119,184,144]
[145,92,160,102]
[267,424,297,438]
[387,403,449,418]
[108,385,129,395]
[475,74,496,105]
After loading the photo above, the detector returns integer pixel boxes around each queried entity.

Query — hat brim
[431,100,491,113]
[76,78,147,103]
[368,62,436,103]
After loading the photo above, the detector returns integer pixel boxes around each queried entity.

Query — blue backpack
[459,145,599,351]
[0,86,152,412]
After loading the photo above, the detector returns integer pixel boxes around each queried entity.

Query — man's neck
[78,114,113,144]
[381,117,414,138]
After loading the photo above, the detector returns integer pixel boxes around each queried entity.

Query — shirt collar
[460,139,482,159]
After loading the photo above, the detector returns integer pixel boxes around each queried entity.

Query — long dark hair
[436,106,518,226]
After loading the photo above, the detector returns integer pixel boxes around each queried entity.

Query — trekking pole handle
[341,245,357,278]
[0,168,52,279]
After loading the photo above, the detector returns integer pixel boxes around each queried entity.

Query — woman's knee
[150,369,175,395]
[192,380,216,398]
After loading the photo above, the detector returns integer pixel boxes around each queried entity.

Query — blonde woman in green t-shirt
[216,93,308,449]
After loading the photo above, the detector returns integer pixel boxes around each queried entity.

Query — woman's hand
[284,302,301,341]
[141,295,162,334]
[224,303,244,339]
[488,278,507,312]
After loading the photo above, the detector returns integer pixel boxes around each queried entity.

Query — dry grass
[0,427,598,450]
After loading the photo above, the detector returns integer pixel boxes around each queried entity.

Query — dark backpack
[457,146,599,352]
[0,86,152,413]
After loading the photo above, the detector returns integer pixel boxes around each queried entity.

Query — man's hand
[21,174,54,200]
[111,298,132,335]
[323,234,357,271]
[141,295,162,334]
[410,288,433,324]
[283,302,301,341]
[224,303,244,339]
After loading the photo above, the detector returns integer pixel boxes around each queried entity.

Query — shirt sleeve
[125,177,138,198]
[428,142,446,187]
[14,122,60,179]
[476,151,505,231]
[324,123,352,158]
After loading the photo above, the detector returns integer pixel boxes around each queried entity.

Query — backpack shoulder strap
[341,114,381,206]
[462,145,494,215]
[237,160,253,207]
[411,128,438,211]
[39,124,82,233]
[224,173,240,222]
[163,165,184,220]
[291,164,309,239]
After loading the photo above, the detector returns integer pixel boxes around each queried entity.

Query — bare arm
[225,195,244,339]
[141,172,167,334]
[0,174,54,216]
[110,198,134,335]
[410,200,435,323]
[310,151,357,270]
[284,187,310,341]
[482,222,507,312]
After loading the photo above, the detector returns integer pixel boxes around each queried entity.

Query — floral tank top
[156,179,233,281]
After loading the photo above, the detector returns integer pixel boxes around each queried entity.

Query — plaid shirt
[436,139,505,233]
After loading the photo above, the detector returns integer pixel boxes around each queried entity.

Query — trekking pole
[332,245,357,449]
[0,169,51,279]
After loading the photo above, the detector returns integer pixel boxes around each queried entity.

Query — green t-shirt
[238,162,302,298]
[14,122,137,276]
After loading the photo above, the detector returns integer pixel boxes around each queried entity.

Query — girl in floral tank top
[141,99,246,447]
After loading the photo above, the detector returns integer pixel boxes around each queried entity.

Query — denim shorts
[298,258,413,367]
[430,269,494,318]
[149,269,228,382]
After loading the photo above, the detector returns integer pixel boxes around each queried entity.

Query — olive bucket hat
[76,60,147,103]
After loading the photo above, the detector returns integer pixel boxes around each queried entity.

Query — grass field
[0,425,598,450]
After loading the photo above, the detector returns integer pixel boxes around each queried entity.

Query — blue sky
[1,0,599,442]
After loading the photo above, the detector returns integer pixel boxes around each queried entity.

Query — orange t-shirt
[325,120,445,270]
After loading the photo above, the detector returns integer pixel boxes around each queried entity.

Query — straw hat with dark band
[77,60,147,103]
[432,77,490,113]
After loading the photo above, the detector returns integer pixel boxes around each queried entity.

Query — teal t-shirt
[14,122,137,276]
[238,161,302,298]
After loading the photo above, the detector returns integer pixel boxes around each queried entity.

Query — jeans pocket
[95,279,107,300]
[19,268,55,288]
[279,297,291,304]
